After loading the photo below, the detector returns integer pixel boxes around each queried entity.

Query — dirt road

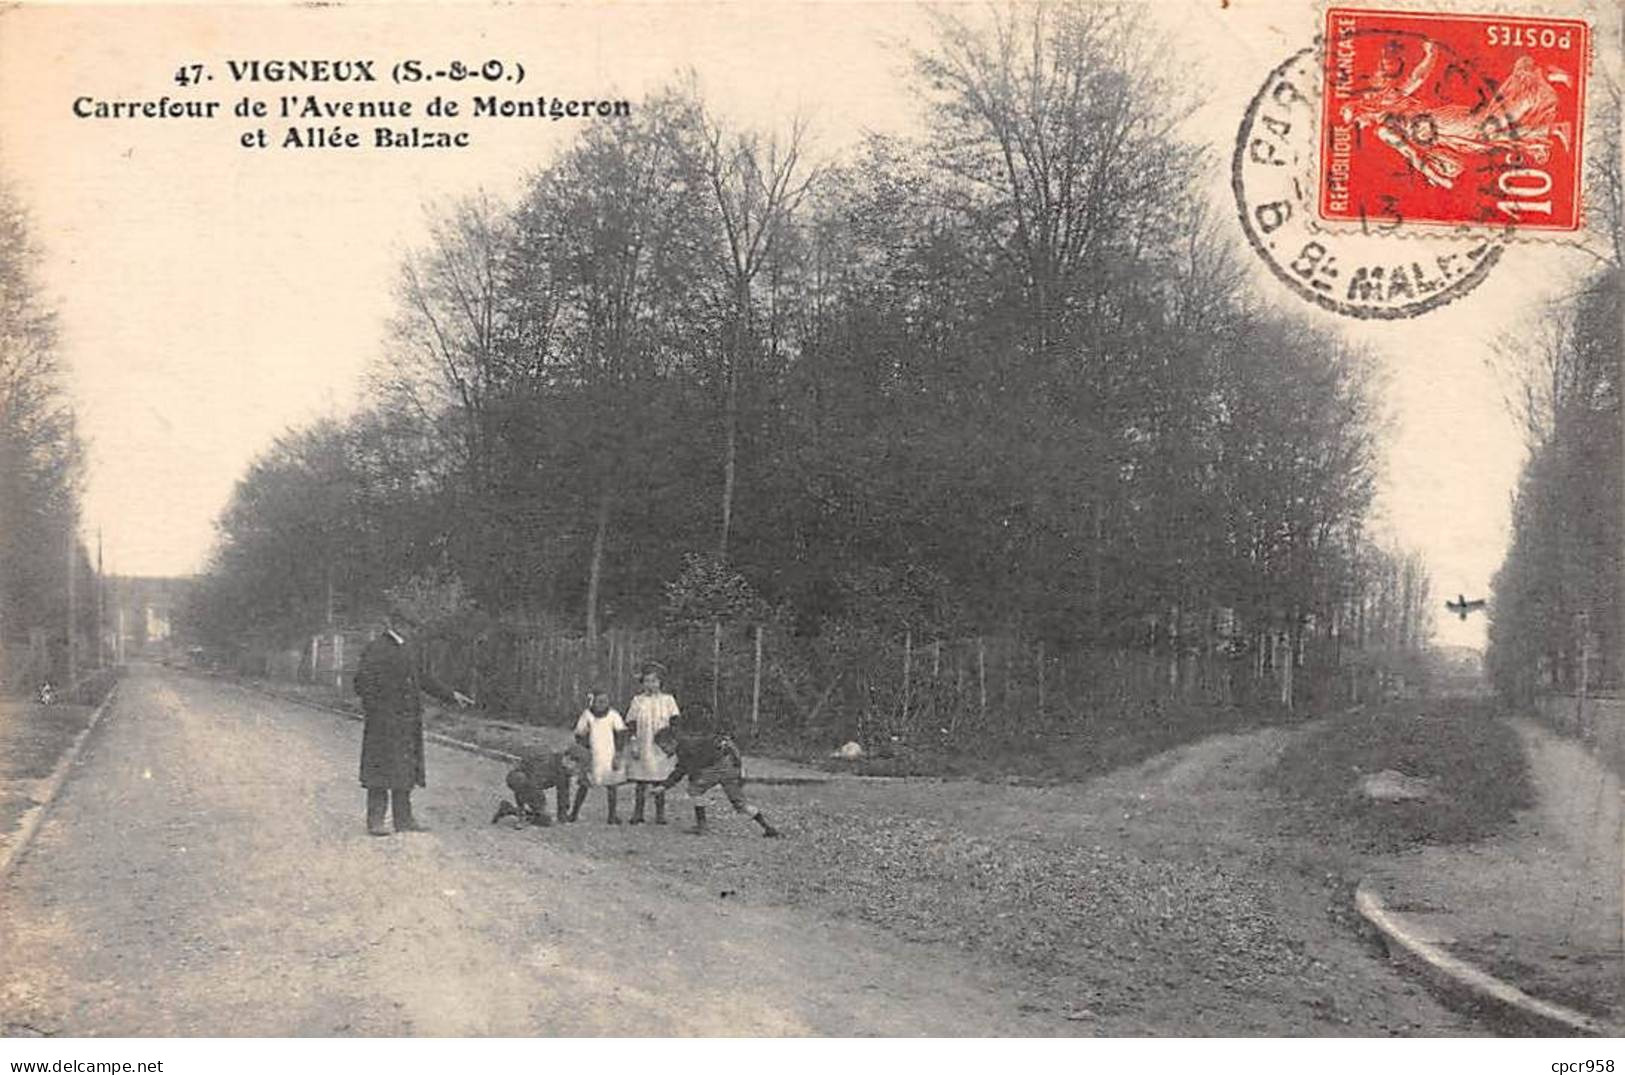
[1362,719,1622,1019]
[0,666,1473,1036]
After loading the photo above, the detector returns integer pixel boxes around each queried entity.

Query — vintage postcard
[0,0,1618,1060]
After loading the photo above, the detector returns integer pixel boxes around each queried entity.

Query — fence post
[1037,640,1045,719]
[978,636,987,726]
[542,633,552,712]
[1001,637,1011,717]
[951,644,964,735]
[570,637,580,710]
[1577,611,1590,740]
[900,629,912,731]
[711,621,723,720]
[1169,604,1179,691]
[751,623,763,737]
[1278,632,1293,710]
[931,640,941,728]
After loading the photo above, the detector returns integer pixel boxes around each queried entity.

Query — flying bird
[1445,594,1487,621]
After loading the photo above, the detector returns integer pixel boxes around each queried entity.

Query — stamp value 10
[1320,7,1590,232]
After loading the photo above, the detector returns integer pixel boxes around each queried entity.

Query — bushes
[410,611,1287,762]
[1268,699,1533,852]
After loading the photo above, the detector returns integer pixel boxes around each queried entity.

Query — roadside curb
[0,681,122,884]
[1354,880,1618,1036]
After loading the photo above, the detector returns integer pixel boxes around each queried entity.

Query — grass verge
[779,698,1304,785]
[0,701,95,841]
[0,702,94,782]
[1266,698,1533,853]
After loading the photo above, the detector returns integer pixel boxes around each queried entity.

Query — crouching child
[655,721,780,838]
[492,746,586,827]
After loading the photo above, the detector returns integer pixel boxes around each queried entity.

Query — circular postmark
[1233,47,1505,320]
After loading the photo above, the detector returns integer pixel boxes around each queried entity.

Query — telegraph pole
[65,526,76,689]
[1575,610,1590,740]
[97,529,105,668]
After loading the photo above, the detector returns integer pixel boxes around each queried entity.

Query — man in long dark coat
[354,614,469,836]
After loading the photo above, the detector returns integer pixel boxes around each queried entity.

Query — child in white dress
[624,662,679,825]
[569,688,627,824]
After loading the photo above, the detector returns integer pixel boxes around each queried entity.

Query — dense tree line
[1487,265,1622,698]
[191,6,1420,713]
[0,172,96,686]
[1487,89,1623,702]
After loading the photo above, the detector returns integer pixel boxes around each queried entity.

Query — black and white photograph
[0,0,1619,1061]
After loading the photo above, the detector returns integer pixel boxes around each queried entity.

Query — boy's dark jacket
[510,750,579,789]
[656,726,740,785]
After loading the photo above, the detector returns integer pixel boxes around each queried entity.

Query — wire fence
[257,616,1398,748]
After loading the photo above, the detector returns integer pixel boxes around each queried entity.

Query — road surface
[0,665,1475,1036]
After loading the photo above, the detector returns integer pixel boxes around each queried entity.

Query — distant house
[108,576,195,661]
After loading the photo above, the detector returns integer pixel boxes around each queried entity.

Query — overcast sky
[2,0,1616,650]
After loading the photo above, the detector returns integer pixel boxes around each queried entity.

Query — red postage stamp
[1320,8,1590,231]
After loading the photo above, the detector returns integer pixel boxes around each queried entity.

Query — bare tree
[687,96,821,558]
[531,91,713,644]
[911,3,1200,640]
[380,193,529,482]
[0,175,85,658]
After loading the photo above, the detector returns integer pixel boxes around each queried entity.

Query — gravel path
[703,723,1482,1034]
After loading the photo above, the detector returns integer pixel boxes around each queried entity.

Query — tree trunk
[584,484,612,657]
[751,623,763,737]
[719,372,737,557]
[711,619,723,719]
[1091,503,1105,643]
[719,295,746,559]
